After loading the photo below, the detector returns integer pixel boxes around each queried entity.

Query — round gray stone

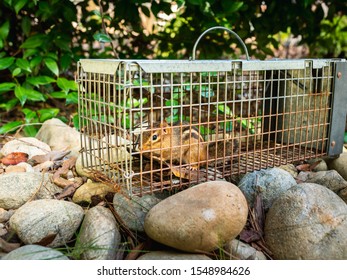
[10,199,84,247]
[75,206,121,260]
[238,167,297,211]
[265,183,347,259]
[0,172,57,209]
[113,193,161,232]
[2,245,69,260]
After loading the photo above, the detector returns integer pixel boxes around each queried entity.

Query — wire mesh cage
[77,28,347,196]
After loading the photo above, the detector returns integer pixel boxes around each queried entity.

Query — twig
[97,0,119,58]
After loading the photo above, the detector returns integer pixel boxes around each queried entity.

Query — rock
[75,206,121,260]
[265,183,347,259]
[327,153,347,181]
[0,172,61,210]
[10,199,84,247]
[113,193,162,232]
[35,118,81,157]
[307,158,328,172]
[0,208,15,223]
[0,222,7,236]
[238,167,297,211]
[296,170,347,195]
[224,239,267,260]
[72,181,116,204]
[339,188,347,204]
[75,153,93,178]
[17,162,35,172]
[0,172,57,209]
[279,164,298,178]
[75,146,131,179]
[0,137,51,159]
[1,245,69,260]
[144,181,248,253]
[34,174,63,200]
[137,251,212,260]
[5,165,26,173]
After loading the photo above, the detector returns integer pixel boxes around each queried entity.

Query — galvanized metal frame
[77,58,346,196]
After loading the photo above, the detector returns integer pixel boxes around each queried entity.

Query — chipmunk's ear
[160,120,171,134]
[161,120,168,127]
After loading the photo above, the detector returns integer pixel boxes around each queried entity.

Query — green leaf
[14,0,29,14]
[16,58,31,72]
[57,77,77,92]
[60,54,72,70]
[37,108,59,122]
[0,57,15,70]
[44,58,59,76]
[220,121,233,132]
[165,114,180,123]
[23,48,38,59]
[0,121,23,134]
[92,10,101,17]
[0,20,10,40]
[72,114,80,130]
[23,125,38,137]
[165,99,179,107]
[14,85,45,105]
[29,56,43,68]
[12,67,22,77]
[25,88,46,102]
[27,76,56,86]
[66,91,78,104]
[20,34,47,49]
[21,16,31,36]
[199,85,215,98]
[50,91,67,99]
[344,132,347,144]
[217,104,233,116]
[187,0,203,5]
[93,33,112,43]
[102,15,112,21]
[221,1,244,13]
[46,52,58,61]
[0,98,18,111]
[22,108,37,121]
[0,82,16,93]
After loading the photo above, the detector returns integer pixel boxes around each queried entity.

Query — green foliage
[0,0,80,135]
[0,0,346,136]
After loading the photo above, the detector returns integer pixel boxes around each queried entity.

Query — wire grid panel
[77,59,344,196]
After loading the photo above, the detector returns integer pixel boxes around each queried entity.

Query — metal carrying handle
[191,26,250,60]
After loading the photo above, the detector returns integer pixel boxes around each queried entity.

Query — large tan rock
[72,181,116,204]
[265,183,347,259]
[327,153,347,181]
[35,118,80,157]
[144,181,248,253]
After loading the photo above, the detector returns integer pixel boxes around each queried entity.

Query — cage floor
[129,143,325,195]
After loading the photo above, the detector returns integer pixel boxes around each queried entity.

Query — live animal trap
[77,27,347,196]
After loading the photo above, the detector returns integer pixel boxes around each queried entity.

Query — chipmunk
[139,121,207,170]
[139,121,238,170]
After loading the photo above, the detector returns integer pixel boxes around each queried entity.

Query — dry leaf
[296,160,321,172]
[1,152,28,165]
[34,233,57,246]
[0,237,21,253]
[30,150,70,164]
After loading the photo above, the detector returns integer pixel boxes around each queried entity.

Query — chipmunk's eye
[152,134,158,141]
